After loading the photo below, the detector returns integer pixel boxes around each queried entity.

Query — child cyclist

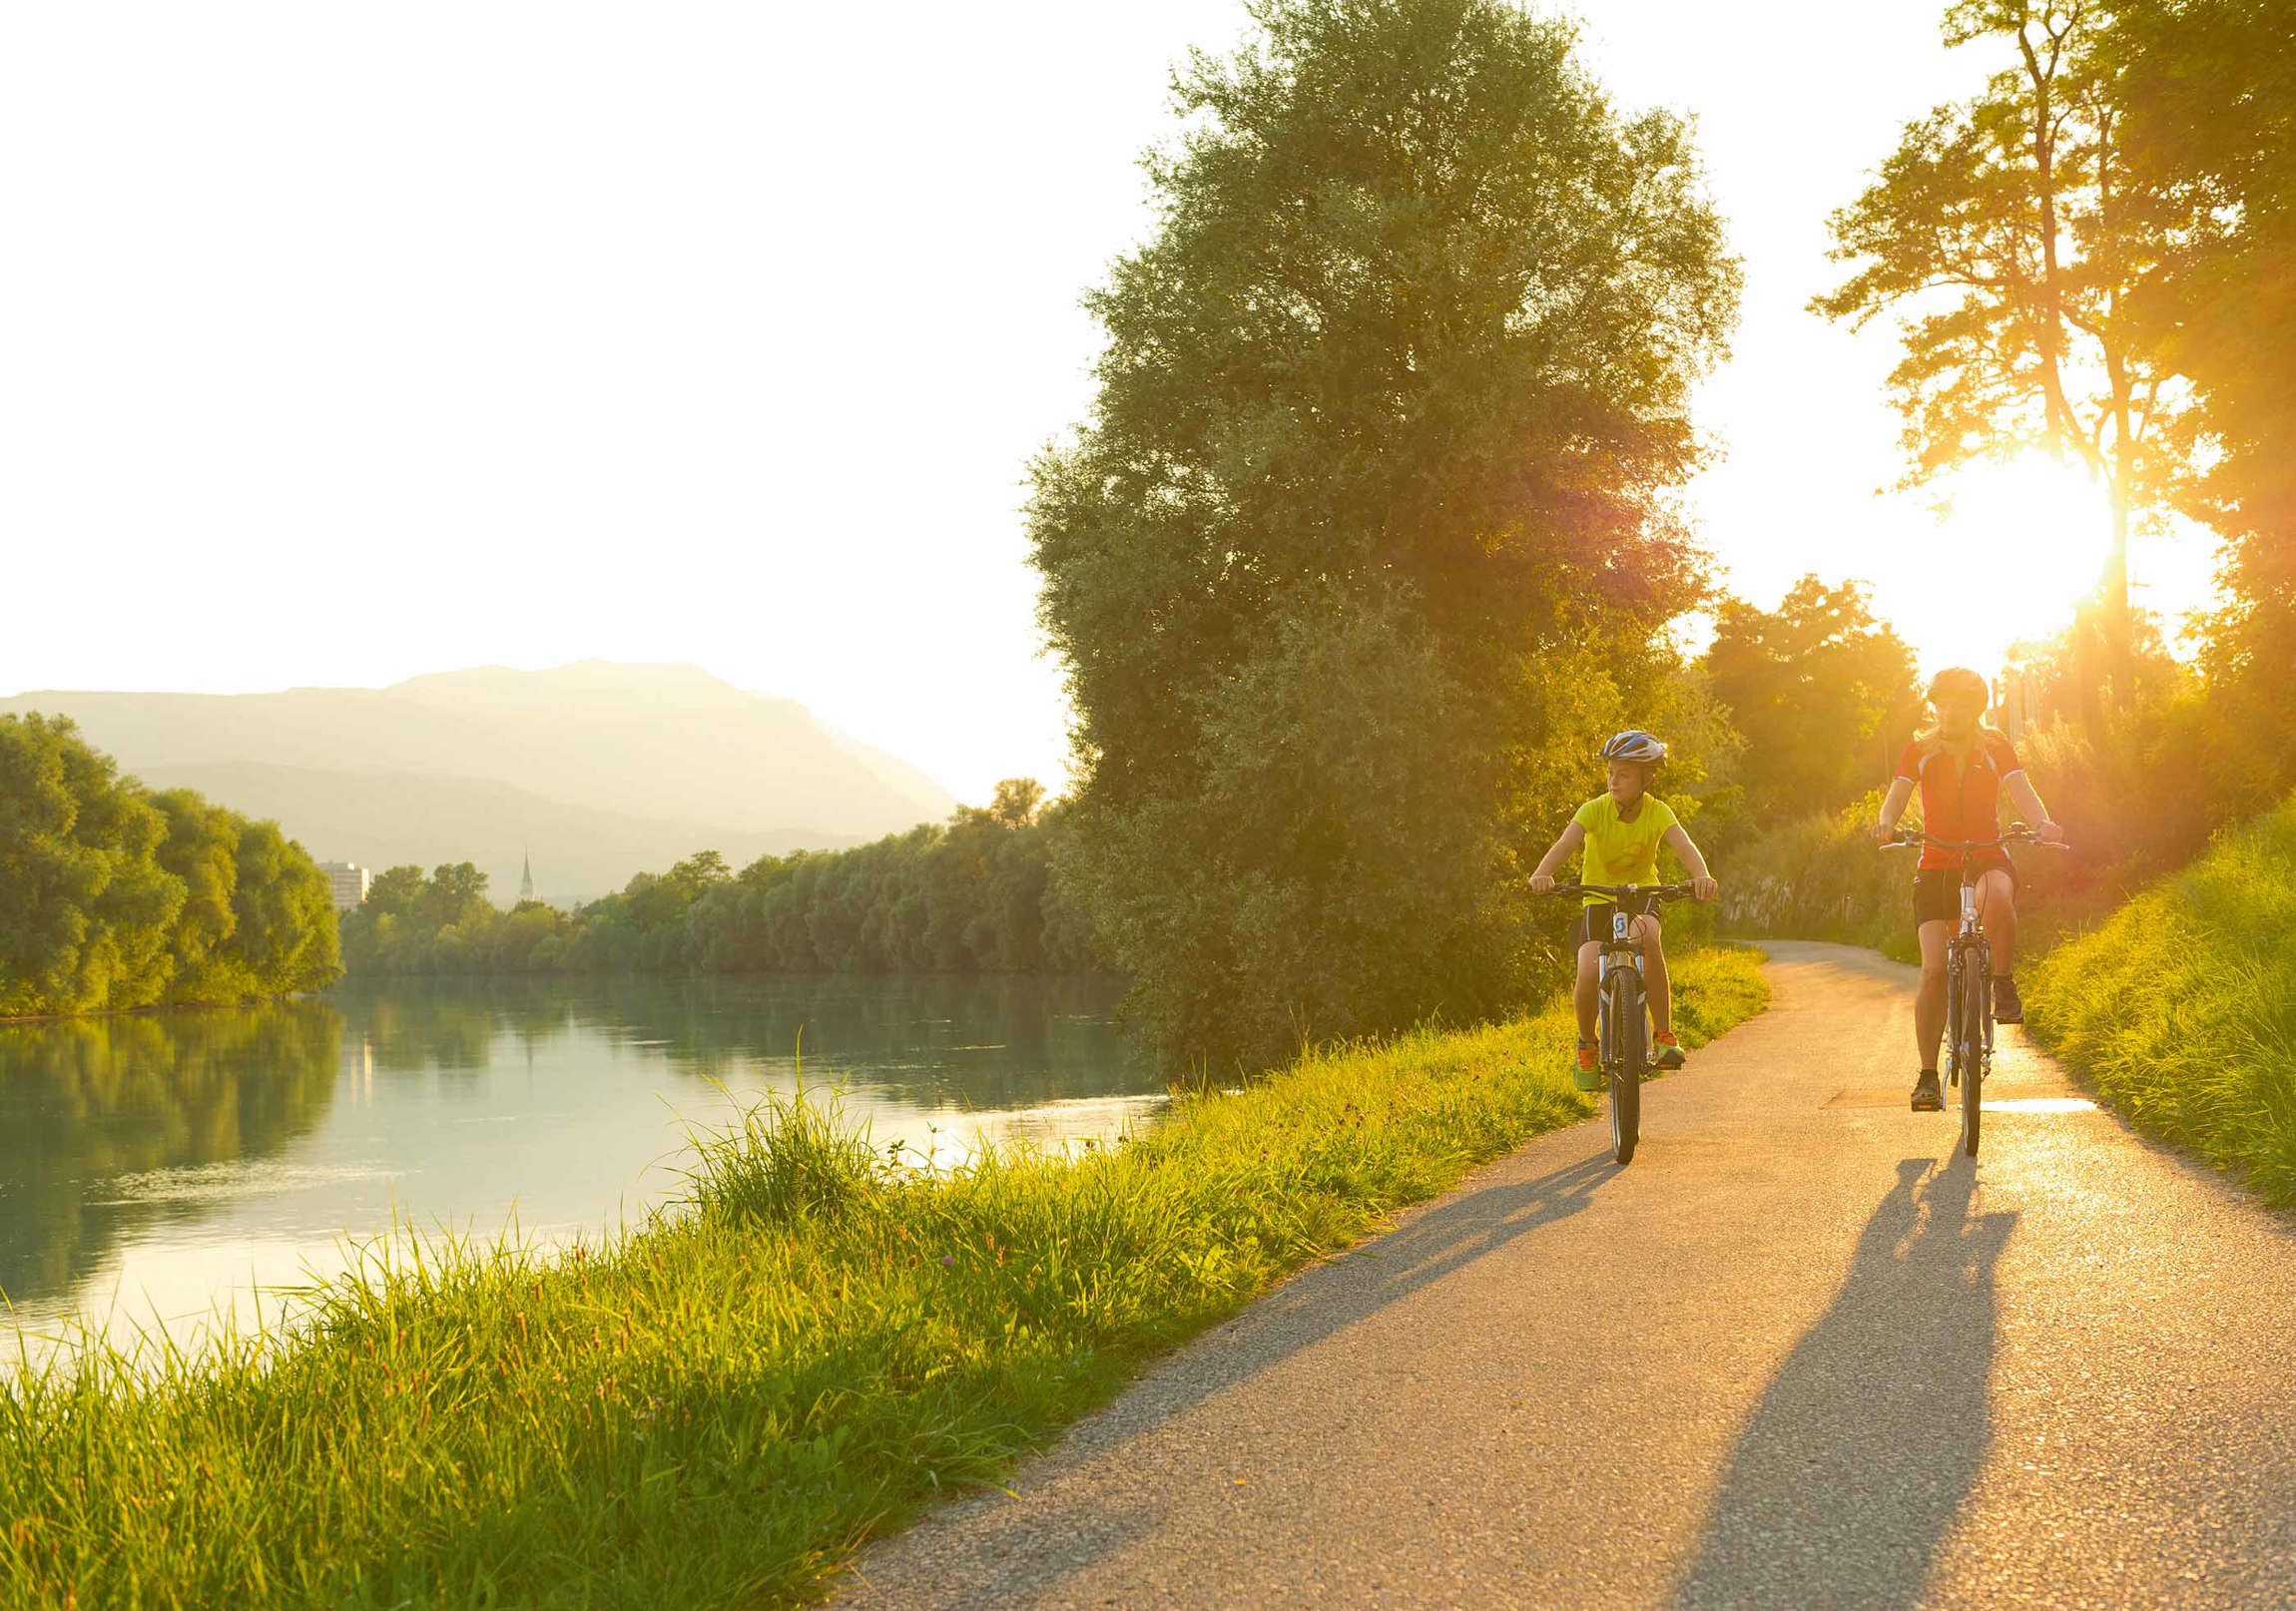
[1529,731,1720,1089]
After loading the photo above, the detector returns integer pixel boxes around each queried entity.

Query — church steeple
[519,849,536,905]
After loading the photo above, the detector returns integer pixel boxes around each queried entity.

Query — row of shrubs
[341,782,1101,978]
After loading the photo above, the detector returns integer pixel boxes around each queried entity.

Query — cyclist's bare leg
[1977,867,2016,975]
[1575,939,1602,1041]
[1917,919,1953,1069]
[1633,912,1671,1035]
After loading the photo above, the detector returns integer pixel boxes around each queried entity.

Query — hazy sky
[1,3,2216,804]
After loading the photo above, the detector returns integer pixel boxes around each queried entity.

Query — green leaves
[336,789,1096,977]
[0,716,339,1017]
[1703,578,1923,828]
[1033,0,1738,1069]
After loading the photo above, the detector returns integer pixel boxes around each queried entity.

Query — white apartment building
[316,860,371,911]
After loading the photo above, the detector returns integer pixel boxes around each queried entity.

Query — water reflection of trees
[322,974,1148,1111]
[582,973,1148,1111]
[328,979,576,1077]
[0,1002,342,1305]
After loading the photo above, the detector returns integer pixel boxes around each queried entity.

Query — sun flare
[1904,454,2115,675]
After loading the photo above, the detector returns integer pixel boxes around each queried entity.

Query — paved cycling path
[837,942,2296,1607]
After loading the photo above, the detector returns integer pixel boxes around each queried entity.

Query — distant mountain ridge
[1,663,956,901]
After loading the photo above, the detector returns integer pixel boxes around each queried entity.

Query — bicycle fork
[1595,936,1643,1080]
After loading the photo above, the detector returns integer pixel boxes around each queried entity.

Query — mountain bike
[1539,881,1696,1166]
[1882,826,2067,1158]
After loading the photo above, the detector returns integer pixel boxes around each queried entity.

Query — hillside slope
[154,762,864,905]
[2025,797,2296,1208]
[2,664,953,900]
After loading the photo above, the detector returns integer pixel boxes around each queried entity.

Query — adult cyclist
[1873,667,2063,1112]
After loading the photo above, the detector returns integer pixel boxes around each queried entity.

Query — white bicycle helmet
[1598,730,1668,766]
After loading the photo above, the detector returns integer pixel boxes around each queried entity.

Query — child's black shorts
[1574,901,1621,948]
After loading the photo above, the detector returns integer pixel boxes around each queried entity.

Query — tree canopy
[0,716,341,1018]
[2112,0,2296,808]
[1813,0,2190,706]
[1031,0,1739,1069]
[1702,577,1922,829]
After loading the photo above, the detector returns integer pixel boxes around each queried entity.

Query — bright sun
[1856,453,2217,685]
[1925,455,2112,658]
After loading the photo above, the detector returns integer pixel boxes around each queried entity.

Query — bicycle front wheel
[1609,971,1644,1166]
[1959,960,1990,1158]
[1945,963,1964,1090]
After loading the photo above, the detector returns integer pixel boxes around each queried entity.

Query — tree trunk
[2104,462,2135,709]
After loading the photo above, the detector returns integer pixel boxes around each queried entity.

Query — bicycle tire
[1609,970,1644,1166]
[1961,952,1989,1157]
[1945,962,1964,1091]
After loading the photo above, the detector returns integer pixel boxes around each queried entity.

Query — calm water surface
[0,974,1158,1354]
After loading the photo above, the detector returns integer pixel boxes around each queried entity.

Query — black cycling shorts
[1913,861,2016,928]
[1575,901,1623,948]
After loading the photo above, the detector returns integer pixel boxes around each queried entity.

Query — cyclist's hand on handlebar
[1872,820,1900,846]
[2035,819,2065,844]
[1530,872,1556,895]
[1692,875,1719,902]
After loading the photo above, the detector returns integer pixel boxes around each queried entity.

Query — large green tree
[1030,0,1738,1068]
[0,716,182,1016]
[1703,577,1922,826]
[2113,0,2296,807]
[0,716,339,1016]
[2115,0,2296,542]
[1814,0,2187,709]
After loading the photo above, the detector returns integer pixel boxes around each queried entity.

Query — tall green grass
[2025,798,2296,1210]
[0,949,1768,1607]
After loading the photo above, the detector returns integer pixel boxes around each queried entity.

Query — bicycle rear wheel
[1608,971,1644,1166]
[1959,957,1990,1157]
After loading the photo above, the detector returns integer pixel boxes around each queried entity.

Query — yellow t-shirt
[1572,793,1678,905]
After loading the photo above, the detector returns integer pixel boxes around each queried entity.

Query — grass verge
[0,948,1768,1607]
[2025,797,2296,1210]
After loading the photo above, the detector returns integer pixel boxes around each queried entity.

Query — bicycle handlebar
[1880,825,2073,852]
[1535,880,1701,903]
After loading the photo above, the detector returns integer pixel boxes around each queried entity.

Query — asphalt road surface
[839,942,2296,1608]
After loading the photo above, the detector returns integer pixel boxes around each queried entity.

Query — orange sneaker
[1573,1041,1601,1092]
[1652,1030,1686,1070]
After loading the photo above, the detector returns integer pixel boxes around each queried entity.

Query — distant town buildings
[316,860,370,911]
[520,850,537,905]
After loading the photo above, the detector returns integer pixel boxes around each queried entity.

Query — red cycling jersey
[1895,731,2023,870]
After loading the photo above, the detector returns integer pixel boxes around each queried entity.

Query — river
[0,973,1159,1357]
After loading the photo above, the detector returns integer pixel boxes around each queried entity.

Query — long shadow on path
[1675,1157,2015,1609]
[847,1148,1621,1605]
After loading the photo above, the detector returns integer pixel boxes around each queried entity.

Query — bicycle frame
[1945,857,1997,1087]
[1594,902,1644,1059]
[1572,888,1688,1063]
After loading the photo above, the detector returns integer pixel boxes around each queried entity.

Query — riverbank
[0,947,1767,1607]
[2024,797,2296,1211]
